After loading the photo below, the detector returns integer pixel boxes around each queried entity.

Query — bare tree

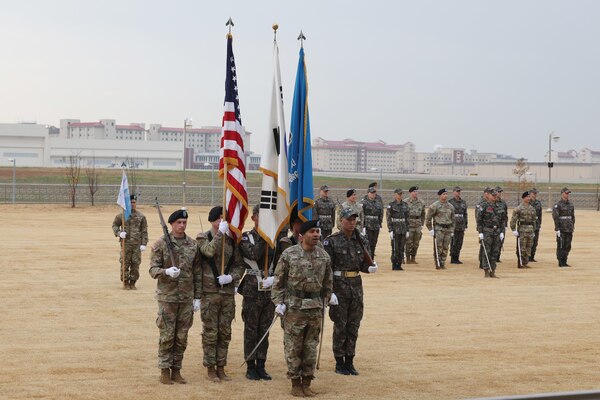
[85,156,100,206]
[65,153,81,208]
[512,158,530,193]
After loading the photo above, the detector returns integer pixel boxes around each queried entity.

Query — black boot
[344,355,359,375]
[256,359,272,380]
[335,356,350,375]
[245,360,261,380]
[450,257,458,264]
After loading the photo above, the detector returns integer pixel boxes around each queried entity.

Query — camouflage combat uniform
[552,198,575,266]
[475,195,487,268]
[313,196,336,239]
[149,234,202,370]
[386,199,409,269]
[476,200,506,272]
[337,200,364,232]
[238,228,276,363]
[362,196,384,259]
[196,229,244,368]
[510,201,538,267]
[323,231,372,362]
[495,197,508,261]
[272,244,332,379]
[425,200,455,268]
[112,210,148,285]
[530,197,543,260]
[405,197,426,261]
[448,196,468,263]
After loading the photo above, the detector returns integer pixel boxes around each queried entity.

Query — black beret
[522,191,530,199]
[168,208,188,223]
[208,206,223,222]
[252,204,260,215]
[130,194,137,201]
[409,186,418,192]
[437,188,448,196]
[300,219,320,235]
[346,189,356,198]
[394,188,403,194]
[368,182,377,188]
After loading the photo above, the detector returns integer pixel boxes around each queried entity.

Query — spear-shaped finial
[297,30,306,48]
[226,18,234,38]
[273,23,279,42]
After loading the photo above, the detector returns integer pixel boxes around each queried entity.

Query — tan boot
[207,366,220,382]
[412,256,419,264]
[302,376,316,397]
[216,366,231,381]
[171,368,186,384]
[160,368,173,384]
[291,378,304,397]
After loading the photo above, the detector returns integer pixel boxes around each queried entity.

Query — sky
[1,0,599,161]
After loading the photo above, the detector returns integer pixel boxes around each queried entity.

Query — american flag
[219,34,248,242]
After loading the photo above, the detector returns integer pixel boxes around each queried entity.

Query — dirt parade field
[1,204,599,400]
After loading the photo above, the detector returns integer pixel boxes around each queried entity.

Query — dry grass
[1,204,599,400]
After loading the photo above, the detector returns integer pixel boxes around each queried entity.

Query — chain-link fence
[1,183,599,210]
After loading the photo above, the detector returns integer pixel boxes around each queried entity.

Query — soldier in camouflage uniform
[386,188,409,271]
[337,189,364,233]
[363,182,384,211]
[272,220,333,397]
[362,186,384,260]
[475,188,492,268]
[149,208,202,385]
[494,187,508,262]
[405,186,426,264]
[196,206,245,382]
[448,186,468,264]
[552,187,576,267]
[529,188,543,262]
[476,188,506,278]
[238,205,276,381]
[324,208,378,377]
[425,189,455,269]
[510,191,538,268]
[112,195,148,289]
[313,185,336,239]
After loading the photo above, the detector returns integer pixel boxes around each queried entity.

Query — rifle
[433,233,440,269]
[391,231,396,261]
[354,228,374,266]
[155,198,177,268]
[480,238,492,271]
[516,236,523,267]
[316,304,325,370]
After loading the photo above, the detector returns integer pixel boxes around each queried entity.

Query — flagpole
[263,246,269,277]
[121,210,126,288]
[221,164,228,276]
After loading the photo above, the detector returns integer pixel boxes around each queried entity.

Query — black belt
[409,216,421,219]
[436,223,452,228]
[288,288,322,299]
[519,223,533,226]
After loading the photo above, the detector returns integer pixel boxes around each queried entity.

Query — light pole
[204,162,215,205]
[8,158,16,203]
[547,132,560,211]
[182,118,193,205]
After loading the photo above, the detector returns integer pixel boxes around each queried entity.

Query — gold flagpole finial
[273,23,279,42]
[226,18,234,38]
[297,30,306,48]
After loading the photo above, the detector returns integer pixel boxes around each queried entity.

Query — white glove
[406,232,410,239]
[429,229,435,237]
[193,299,201,312]
[556,230,561,238]
[275,303,286,316]
[165,266,180,278]
[361,227,367,236]
[218,274,233,285]
[499,232,504,241]
[140,245,146,252]
[329,293,339,306]
[513,230,519,237]
[368,262,378,273]
[262,276,274,288]
[451,232,454,237]
[218,220,229,235]
[389,231,394,240]
[478,233,484,240]
[119,231,127,239]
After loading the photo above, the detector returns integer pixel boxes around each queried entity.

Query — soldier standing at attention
[238,205,276,380]
[552,187,576,267]
[405,186,426,264]
[272,220,333,397]
[529,188,543,262]
[112,194,148,289]
[362,185,384,260]
[149,209,201,385]
[510,191,538,268]
[337,189,364,233]
[386,188,409,271]
[495,187,508,262]
[476,188,505,278]
[475,188,491,269]
[363,182,384,210]
[313,185,336,239]
[196,206,245,382]
[425,188,455,270]
[448,186,468,265]
[324,208,378,377]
